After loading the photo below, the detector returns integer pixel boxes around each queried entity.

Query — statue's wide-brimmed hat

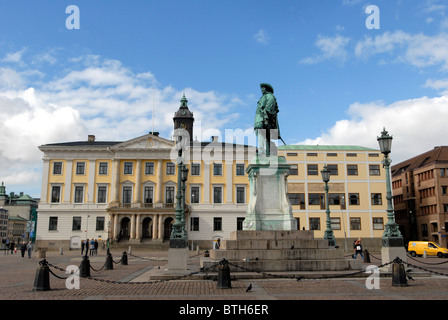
[260,83,274,93]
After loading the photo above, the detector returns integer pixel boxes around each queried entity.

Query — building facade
[36,96,388,251]
[0,182,38,243]
[392,146,448,247]
[279,145,388,250]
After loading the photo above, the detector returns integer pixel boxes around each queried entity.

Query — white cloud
[300,34,350,64]
[295,95,448,163]
[355,31,448,70]
[0,53,246,196]
[254,29,270,45]
[1,48,27,64]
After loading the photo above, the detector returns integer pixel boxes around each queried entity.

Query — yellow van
[407,241,448,258]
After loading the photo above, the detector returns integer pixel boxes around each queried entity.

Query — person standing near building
[27,241,33,258]
[20,241,27,258]
[89,238,95,256]
[81,240,85,256]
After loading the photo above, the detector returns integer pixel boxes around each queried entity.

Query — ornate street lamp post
[321,165,336,247]
[377,128,403,247]
[170,129,188,248]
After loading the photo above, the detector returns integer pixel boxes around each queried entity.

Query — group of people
[3,239,33,258]
[81,238,99,256]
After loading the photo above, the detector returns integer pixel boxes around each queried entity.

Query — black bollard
[392,257,408,287]
[121,251,128,265]
[33,259,51,291]
[79,255,91,277]
[217,259,231,289]
[363,249,371,263]
[105,252,113,270]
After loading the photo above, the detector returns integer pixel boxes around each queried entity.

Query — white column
[153,214,158,239]
[135,159,142,204]
[40,159,50,203]
[130,214,136,239]
[156,160,163,204]
[64,160,73,203]
[112,159,120,203]
[88,160,96,203]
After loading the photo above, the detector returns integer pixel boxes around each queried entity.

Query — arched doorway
[163,217,174,241]
[142,217,153,239]
[120,217,130,240]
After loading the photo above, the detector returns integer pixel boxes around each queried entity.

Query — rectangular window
[288,193,305,209]
[349,193,359,205]
[145,162,154,175]
[350,217,361,230]
[53,162,62,175]
[72,216,81,231]
[213,186,222,204]
[49,217,58,231]
[308,193,323,206]
[371,193,382,205]
[96,217,105,231]
[421,224,428,237]
[97,186,107,203]
[144,186,153,203]
[213,217,222,231]
[76,162,85,175]
[191,163,201,176]
[236,186,245,204]
[236,163,245,176]
[373,218,384,230]
[329,193,341,206]
[99,162,108,175]
[122,186,132,203]
[213,163,223,176]
[331,217,341,230]
[288,164,298,175]
[328,164,338,176]
[166,162,175,175]
[74,186,84,203]
[237,217,245,231]
[190,217,199,231]
[166,186,175,204]
[369,164,380,176]
[51,186,61,203]
[309,218,320,230]
[347,164,358,176]
[124,162,133,175]
[190,186,200,203]
[307,164,318,175]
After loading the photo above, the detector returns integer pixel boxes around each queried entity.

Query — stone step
[201,258,361,272]
[221,239,329,250]
[230,230,314,241]
[210,248,343,261]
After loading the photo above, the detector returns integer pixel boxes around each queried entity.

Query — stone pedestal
[201,230,361,272]
[380,246,407,272]
[166,247,189,275]
[243,155,297,231]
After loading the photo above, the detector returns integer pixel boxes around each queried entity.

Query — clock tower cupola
[173,94,194,142]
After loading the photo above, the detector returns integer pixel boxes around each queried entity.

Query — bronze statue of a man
[254,83,285,157]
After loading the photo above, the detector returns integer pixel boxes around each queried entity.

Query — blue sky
[1,0,448,197]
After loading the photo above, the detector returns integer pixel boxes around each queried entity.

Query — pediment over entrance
[111,134,175,151]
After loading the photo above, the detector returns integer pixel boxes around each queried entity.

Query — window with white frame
[74,185,84,203]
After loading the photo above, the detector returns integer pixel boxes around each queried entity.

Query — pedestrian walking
[81,240,85,255]
[10,241,15,254]
[353,238,364,260]
[94,239,98,255]
[20,241,27,258]
[27,241,33,258]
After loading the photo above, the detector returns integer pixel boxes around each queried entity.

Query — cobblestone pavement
[1,248,448,307]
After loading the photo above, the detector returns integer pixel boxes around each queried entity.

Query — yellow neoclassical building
[36,96,388,251]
